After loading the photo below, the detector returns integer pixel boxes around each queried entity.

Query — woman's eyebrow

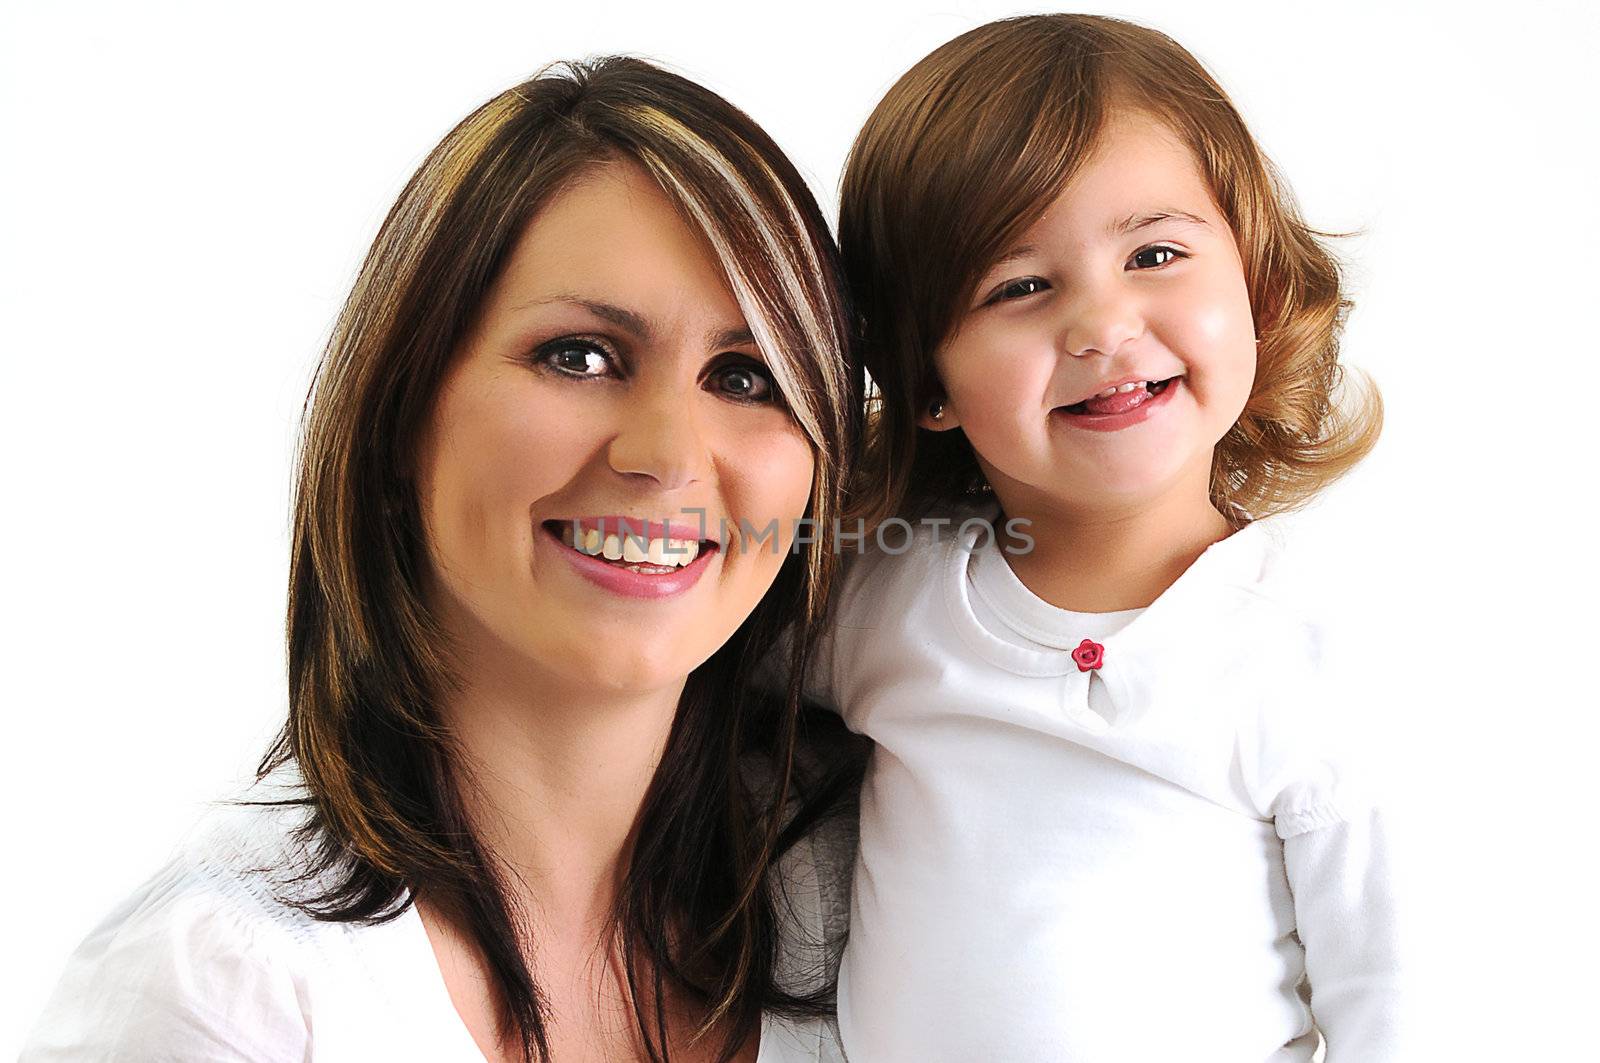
[708,326,755,348]
[509,293,753,350]
[514,294,653,337]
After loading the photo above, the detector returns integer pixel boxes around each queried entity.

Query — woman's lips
[1052,376,1179,432]
[539,521,719,601]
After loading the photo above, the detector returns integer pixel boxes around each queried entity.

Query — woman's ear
[916,395,960,431]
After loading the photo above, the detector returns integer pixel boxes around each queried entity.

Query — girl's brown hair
[840,13,1382,525]
[255,56,864,1062]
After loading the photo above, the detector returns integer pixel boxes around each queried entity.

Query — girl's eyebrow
[1109,209,1211,236]
[990,244,1039,270]
[987,209,1212,272]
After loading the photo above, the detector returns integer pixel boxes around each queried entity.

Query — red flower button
[1072,638,1105,672]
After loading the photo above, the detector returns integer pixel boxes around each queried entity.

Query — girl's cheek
[967,328,1052,402]
[1167,278,1256,382]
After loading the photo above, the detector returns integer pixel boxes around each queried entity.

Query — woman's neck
[443,648,684,930]
[994,471,1236,614]
[416,639,696,1059]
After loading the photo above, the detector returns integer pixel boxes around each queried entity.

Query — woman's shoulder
[21,788,323,1061]
[749,718,861,1000]
[766,809,856,1004]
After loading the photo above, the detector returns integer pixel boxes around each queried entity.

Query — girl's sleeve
[1243,592,1413,1063]
[20,864,312,1062]
[1278,798,1410,1063]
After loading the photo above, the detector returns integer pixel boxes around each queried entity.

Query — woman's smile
[539,516,723,600]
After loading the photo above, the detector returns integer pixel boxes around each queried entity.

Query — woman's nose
[1057,283,1143,359]
[605,385,712,491]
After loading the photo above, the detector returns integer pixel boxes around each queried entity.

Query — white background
[4,1,1596,1056]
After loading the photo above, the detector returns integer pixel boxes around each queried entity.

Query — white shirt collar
[942,501,1285,689]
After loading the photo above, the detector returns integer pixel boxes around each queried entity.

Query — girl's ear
[917,396,961,431]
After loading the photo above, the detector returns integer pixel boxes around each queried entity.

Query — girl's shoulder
[1212,515,1400,819]
[1196,511,1340,644]
[832,496,1001,622]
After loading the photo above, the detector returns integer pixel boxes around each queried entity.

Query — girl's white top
[22,767,852,1062]
[813,503,1407,1063]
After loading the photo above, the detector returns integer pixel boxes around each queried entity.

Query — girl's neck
[994,474,1236,614]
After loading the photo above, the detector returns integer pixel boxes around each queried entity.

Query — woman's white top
[811,505,1407,1063]
[22,768,852,1062]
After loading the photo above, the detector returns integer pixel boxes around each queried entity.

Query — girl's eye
[988,276,1051,305]
[709,358,781,405]
[536,338,615,378]
[1130,245,1187,270]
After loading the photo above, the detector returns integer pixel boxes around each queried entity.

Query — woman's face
[413,160,815,694]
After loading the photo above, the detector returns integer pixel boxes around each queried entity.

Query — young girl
[817,14,1404,1062]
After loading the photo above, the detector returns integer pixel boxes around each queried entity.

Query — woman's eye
[709,359,779,405]
[536,339,614,377]
[1130,245,1186,270]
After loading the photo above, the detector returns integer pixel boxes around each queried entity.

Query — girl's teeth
[1092,380,1152,399]
[622,537,648,563]
[583,528,601,554]
[602,534,624,560]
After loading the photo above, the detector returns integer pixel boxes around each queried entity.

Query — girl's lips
[1052,376,1180,433]
[540,521,718,601]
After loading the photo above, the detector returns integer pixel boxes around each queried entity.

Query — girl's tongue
[1079,387,1151,416]
[1065,378,1174,416]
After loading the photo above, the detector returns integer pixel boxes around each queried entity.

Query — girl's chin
[1051,459,1202,506]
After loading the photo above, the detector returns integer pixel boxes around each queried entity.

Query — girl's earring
[929,399,945,421]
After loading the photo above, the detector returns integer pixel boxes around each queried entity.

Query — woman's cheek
[719,421,815,547]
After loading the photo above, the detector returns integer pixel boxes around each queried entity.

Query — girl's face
[414,160,815,694]
[925,109,1257,516]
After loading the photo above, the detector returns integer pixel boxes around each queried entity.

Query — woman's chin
[539,629,714,695]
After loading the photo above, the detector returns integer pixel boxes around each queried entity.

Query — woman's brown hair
[840,13,1382,525]
[254,56,863,1062]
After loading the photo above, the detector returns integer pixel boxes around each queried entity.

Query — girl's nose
[1058,285,1143,359]
[606,386,712,492]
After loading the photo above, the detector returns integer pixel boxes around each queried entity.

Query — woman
[23,57,864,1063]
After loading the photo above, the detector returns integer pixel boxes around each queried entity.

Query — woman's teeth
[555,524,701,568]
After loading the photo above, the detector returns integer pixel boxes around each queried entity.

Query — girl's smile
[1050,374,1183,432]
